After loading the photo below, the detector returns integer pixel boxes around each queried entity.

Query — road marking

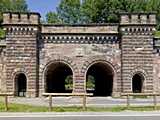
[0,113,160,117]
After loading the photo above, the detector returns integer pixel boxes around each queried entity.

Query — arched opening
[15,73,27,97]
[45,62,73,93]
[132,73,144,93]
[86,62,114,96]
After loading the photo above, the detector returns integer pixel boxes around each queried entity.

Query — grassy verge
[155,31,160,37]
[0,101,160,112]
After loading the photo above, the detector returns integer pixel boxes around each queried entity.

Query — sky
[26,0,60,20]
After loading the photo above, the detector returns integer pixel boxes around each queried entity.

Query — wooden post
[49,95,52,111]
[82,95,86,110]
[5,95,8,111]
[153,95,157,110]
[127,94,130,109]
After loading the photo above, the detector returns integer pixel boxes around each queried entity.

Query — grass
[133,96,148,99]
[0,101,160,112]
[154,31,160,37]
[0,28,5,38]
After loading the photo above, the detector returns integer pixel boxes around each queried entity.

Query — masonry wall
[3,12,40,97]
[120,13,156,93]
[0,41,6,92]
[153,54,160,92]
[38,34,121,96]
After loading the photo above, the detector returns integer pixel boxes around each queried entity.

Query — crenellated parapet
[120,12,156,25]
[2,12,40,25]
[120,12,156,35]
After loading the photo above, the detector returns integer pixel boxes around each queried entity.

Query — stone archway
[81,56,120,97]
[132,73,145,93]
[15,73,27,97]
[40,56,78,95]
[85,61,115,96]
[44,62,73,93]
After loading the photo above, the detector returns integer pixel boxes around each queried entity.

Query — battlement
[120,12,156,25]
[2,12,41,25]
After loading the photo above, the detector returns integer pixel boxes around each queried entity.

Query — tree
[57,0,82,24]
[0,0,28,38]
[46,12,61,24]
[46,0,160,30]
[0,0,28,21]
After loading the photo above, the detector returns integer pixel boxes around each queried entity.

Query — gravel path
[5,97,160,107]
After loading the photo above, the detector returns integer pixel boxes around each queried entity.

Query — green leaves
[57,0,82,24]
[46,0,160,29]
[0,0,28,12]
[0,0,28,22]
[0,28,5,38]
[46,12,61,24]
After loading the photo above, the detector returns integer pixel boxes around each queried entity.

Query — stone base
[112,91,121,98]
[26,90,38,98]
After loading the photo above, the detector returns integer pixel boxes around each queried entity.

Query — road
[0,112,160,120]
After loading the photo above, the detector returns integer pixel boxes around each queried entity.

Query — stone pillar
[3,12,41,97]
[120,12,156,93]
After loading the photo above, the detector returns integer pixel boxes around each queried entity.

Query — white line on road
[0,113,160,118]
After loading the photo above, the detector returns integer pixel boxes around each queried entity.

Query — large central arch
[86,61,115,96]
[44,62,73,93]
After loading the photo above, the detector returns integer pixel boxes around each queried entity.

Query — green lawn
[0,101,160,112]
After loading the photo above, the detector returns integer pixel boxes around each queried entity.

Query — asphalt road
[0,112,160,120]
[0,116,160,120]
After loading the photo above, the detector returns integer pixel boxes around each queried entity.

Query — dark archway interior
[132,74,144,93]
[16,73,27,97]
[46,62,73,93]
[86,62,114,96]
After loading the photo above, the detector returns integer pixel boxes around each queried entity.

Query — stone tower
[2,12,40,97]
[120,12,156,93]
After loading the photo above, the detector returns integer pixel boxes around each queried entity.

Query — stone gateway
[0,12,159,97]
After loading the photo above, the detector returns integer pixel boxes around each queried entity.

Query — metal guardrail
[42,93,93,111]
[0,92,14,111]
[121,93,160,110]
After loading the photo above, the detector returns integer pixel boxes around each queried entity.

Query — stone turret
[120,12,156,93]
[2,12,40,97]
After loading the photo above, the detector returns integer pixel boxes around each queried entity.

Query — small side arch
[11,68,29,97]
[14,72,27,97]
[130,68,147,93]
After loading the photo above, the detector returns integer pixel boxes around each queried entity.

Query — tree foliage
[46,12,61,24]
[46,0,160,29]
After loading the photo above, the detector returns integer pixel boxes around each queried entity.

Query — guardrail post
[5,95,8,111]
[82,95,86,110]
[153,94,157,110]
[127,94,130,109]
[49,95,52,111]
